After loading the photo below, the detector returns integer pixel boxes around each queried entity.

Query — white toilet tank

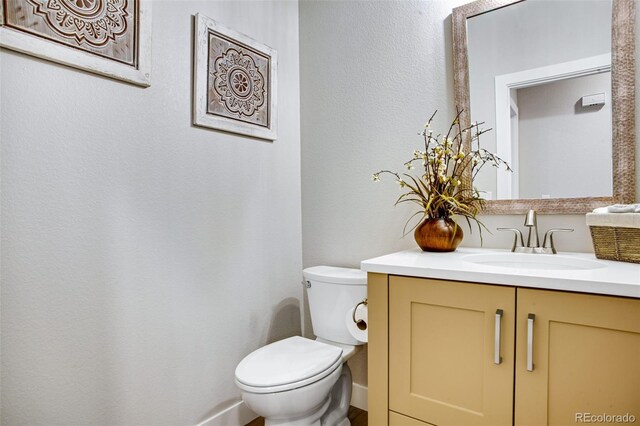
[303,266,367,346]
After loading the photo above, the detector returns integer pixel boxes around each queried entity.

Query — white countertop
[361,248,640,298]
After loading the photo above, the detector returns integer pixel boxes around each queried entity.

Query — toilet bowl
[235,266,367,426]
[236,337,351,426]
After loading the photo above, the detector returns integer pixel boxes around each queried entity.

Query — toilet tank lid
[303,266,367,285]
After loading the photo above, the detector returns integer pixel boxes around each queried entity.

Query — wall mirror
[453,0,636,214]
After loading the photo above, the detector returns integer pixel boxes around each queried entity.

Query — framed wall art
[0,0,152,87]
[193,13,277,141]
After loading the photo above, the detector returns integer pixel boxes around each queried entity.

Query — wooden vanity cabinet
[368,273,640,426]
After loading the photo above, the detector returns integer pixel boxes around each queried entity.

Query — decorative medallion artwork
[210,46,267,124]
[0,0,151,86]
[28,0,130,48]
[194,14,277,140]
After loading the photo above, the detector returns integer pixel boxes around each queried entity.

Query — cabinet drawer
[389,411,433,426]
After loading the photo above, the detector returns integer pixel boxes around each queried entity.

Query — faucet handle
[497,228,525,252]
[542,228,574,254]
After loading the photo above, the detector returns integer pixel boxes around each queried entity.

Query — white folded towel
[586,212,640,228]
[592,204,640,213]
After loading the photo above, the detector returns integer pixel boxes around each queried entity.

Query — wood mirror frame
[452,0,636,214]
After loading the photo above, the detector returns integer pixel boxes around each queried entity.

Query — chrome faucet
[498,209,573,254]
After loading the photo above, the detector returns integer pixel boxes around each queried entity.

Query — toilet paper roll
[346,303,368,343]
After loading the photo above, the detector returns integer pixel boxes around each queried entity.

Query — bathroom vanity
[361,248,640,426]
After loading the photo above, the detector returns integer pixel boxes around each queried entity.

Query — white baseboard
[195,400,257,426]
[350,383,368,411]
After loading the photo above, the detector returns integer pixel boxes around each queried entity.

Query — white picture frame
[0,0,152,87]
[193,13,278,141]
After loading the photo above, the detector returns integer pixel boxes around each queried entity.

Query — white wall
[299,0,640,394]
[300,0,467,267]
[0,1,301,424]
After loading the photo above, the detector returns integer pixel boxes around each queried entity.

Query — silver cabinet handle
[527,313,535,372]
[494,309,503,365]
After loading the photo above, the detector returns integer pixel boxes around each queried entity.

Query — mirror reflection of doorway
[502,70,612,200]
[493,54,611,200]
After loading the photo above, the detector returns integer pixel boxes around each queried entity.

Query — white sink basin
[462,252,606,271]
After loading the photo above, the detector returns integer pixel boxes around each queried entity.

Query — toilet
[235,266,367,426]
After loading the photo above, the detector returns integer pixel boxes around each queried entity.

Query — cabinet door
[516,288,640,426]
[389,277,515,426]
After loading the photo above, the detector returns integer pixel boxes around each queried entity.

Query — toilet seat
[235,336,343,394]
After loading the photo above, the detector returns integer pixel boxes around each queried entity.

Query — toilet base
[320,363,352,426]
[264,396,330,426]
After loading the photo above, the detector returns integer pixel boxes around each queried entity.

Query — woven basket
[588,222,640,264]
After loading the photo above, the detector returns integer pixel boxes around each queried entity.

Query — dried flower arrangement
[373,109,511,250]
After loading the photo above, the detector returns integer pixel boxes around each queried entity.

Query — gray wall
[1,1,302,424]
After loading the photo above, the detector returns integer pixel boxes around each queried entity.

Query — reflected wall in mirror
[453,0,636,214]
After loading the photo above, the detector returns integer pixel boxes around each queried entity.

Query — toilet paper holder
[352,299,368,330]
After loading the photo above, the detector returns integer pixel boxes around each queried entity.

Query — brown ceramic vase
[414,218,463,252]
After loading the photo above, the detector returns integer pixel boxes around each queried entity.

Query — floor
[246,406,367,426]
